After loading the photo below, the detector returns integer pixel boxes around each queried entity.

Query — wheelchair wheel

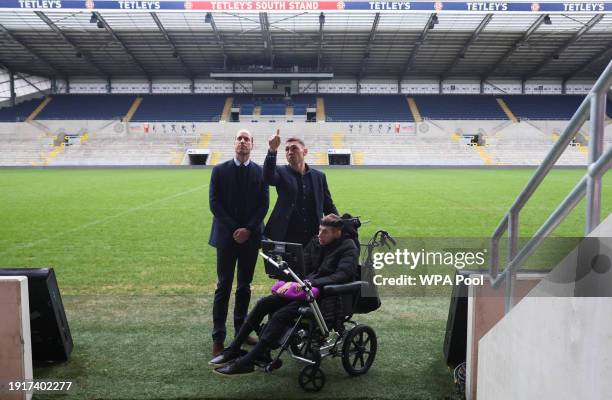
[341,324,377,376]
[298,365,326,392]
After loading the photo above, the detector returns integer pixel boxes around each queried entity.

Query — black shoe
[208,348,247,367]
[254,350,273,368]
[213,358,255,376]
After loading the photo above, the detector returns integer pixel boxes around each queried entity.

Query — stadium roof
[0,10,611,80]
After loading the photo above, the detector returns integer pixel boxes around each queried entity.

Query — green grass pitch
[1,167,610,399]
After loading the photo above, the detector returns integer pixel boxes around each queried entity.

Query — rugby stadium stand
[131,94,226,122]
[37,94,136,120]
[324,94,413,122]
[0,98,44,122]
[414,95,508,120]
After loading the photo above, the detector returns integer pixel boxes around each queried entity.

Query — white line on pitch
[0,184,209,256]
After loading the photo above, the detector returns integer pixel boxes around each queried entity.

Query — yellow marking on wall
[171,150,184,165]
[316,97,325,122]
[43,142,65,166]
[475,146,495,165]
[314,151,327,165]
[253,105,261,116]
[407,97,422,123]
[81,132,89,144]
[286,105,294,117]
[198,133,212,147]
[451,132,461,143]
[209,151,221,165]
[220,97,234,122]
[550,131,559,142]
[353,151,364,165]
[331,132,345,149]
[26,97,52,122]
[577,143,588,157]
[496,98,518,123]
[122,97,142,123]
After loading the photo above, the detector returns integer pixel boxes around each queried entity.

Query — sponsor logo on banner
[189,1,338,11]
[563,2,604,11]
[466,2,508,11]
[117,1,161,9]
[17,0,62,8]
[369,2,411,11]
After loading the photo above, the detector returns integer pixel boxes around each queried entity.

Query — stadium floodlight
[205,13,212,24]
[543,15,552,25]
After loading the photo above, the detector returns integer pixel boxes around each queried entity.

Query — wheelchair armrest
[322,281,366,296]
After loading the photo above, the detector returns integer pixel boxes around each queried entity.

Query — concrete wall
[477,215,612,400]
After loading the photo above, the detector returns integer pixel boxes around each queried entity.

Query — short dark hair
[320,214,343,229]
[285,137,306,147]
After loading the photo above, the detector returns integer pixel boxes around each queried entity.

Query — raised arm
[263,129,282,186]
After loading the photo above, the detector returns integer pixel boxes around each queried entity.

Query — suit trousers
[212,240,258,344]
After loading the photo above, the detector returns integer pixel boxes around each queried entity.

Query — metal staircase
[489,59,612,313]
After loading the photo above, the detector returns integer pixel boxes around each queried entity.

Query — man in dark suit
[209,129,269,356]
[263,130,338,245]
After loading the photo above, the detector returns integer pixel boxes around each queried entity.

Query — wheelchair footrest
[263,359,283,373]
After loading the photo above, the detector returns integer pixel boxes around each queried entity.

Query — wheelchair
[259,220,394,392]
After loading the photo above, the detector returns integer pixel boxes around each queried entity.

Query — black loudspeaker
[0,268,73,363]
[443,269,483,369]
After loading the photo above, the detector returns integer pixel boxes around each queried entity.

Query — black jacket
[263,151,338,241]
[303,236,358,288]
[208,160,269,249]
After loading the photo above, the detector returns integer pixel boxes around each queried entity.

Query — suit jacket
[263,150,338,241]
[208,160,269,249]
[303,236,358,288]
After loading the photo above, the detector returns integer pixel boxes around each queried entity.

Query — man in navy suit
[209,129,269,356]
[264,130,338,245]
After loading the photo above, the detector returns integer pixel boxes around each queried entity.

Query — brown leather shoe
[212,342,224,357]
[245,335,258,346]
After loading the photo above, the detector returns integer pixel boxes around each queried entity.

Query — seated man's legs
[215,300,305,375]
[209,294,290,366]
[230,294,289,350]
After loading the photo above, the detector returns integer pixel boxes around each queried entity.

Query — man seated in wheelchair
[211,213,359,376]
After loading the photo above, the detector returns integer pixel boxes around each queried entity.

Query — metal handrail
[489,59,612,313]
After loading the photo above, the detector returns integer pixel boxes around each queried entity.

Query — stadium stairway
[495,98,518,123]
[26,97,52,122]
[122,97,143,123]
[407,97,423,122]
[220,97,233,122]
[477,216,612,400]
[331,132,345,149]
[316,97,325,122]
